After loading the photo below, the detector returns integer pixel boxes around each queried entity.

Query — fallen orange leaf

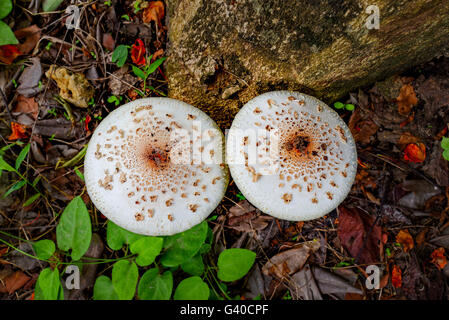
[391,265,402,288]
[430,247,447,270]
[0,271,31,294]
[395,229,414,252]
[397,84,418,115]
[8,122,28,140]
[14,95,39,120]
[403,143,426,163]
[142,1,165,28]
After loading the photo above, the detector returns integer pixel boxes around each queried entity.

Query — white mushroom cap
[226,91,357,221]
[84,98,228,236]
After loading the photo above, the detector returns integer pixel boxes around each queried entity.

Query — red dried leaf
[395,229,414,252]
[131,39,146,66]
[0,44,21,64]
[84,114,91,132]
[8,122,28,140]
[337,206,382,264]
[430,247,447,270]
[391,265,402,288]
[403,143,426,163]
[142,1,165,28]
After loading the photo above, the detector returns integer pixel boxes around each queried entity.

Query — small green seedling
[441,136,449,161]
[111,45,129,68]
[333,101,355,111]
[107,95,122,106]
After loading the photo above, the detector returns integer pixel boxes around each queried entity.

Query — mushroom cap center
[144,146,170,169]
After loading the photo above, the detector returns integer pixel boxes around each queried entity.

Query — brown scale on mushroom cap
[227,91,357,222]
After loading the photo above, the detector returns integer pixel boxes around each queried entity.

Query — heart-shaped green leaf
[138,269,173,300]
[106,220,144,250]
[217,248,256,282]
[160,221,208,267]
[130,236,163,266]
[174,276,209,300]
[111,260,138,300]
[181,253,204,276]
[56,196,92,261]
[32,239,55,260]
[34,268,63,300]
[93,275,118,300]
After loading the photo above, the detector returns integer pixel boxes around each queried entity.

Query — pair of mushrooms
[84,91,357,236]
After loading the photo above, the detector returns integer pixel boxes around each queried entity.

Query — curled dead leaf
[395,229,414,252]
[391,265,402,288]
[142,1,165,27]
[430,247,447,270]
[403,143,426,163]
[397,84,418,115]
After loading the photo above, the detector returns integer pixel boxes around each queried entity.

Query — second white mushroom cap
[226,91,357,221]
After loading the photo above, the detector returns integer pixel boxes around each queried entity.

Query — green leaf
[15,143,30,170]
[217,248,256,282]
[106,220,144,250]
[34,268,63,300]
[147,57,166,74]
[3,180,26,198]
[333,101,344,109]
[443,149,449,161]
[56,196,92,261]
[0,0,12,19]
[74,168,84,181]
[160,221,208,267]
[42,0,64,12]
[345,103,355,111]
[174,276,209,300]
[129,236,163,267]
[112,260,138,300]
[138,269,173,300]
[93,276,118,300]
[0,21,18,46]
[23,193,41,207]
[0,156,16,172]
[32,239,56,260]
[111,45,128,67]
[181,253,204,276]
[132,65,146,79]
[441,137,449,150]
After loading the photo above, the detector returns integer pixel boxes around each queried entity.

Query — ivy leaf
[106,220,143,250]
[93,275,118,300]
[217,248,256,282]
[0,21,18,46]
[443,149,449,161]
[129,236,163,267]
[34,268,64,300]
[138,269,173,300]
[112,260,139,300]
[441,137,449,150]
[32,239,55,260]
[15,143,30,170]
[173,276,209,300]
[0,0,13,19]
[111,45,128,67]
[160,221,208,267]
[181,253,204,276]
[56,196,92,261]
